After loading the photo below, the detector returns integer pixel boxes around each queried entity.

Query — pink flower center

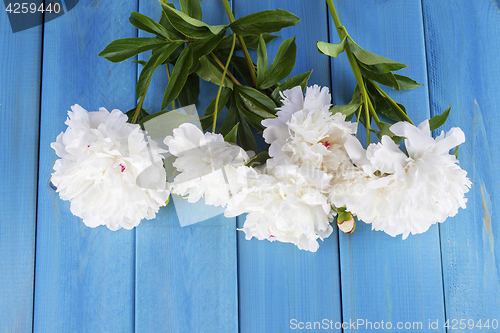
[119,164,126,173]
[322,140,331,148]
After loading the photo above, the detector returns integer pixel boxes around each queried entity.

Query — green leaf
[330,101,362,117]
[201,88,232,131]
[259,36,297,89]
[271,70,312,105]
[244,34,279,49]
[237,109,258,152]
[161,2,226,39]
[129,12,175,40]
[366,82,405,122]
[132,60,148,67]
[234,85,277,119]
[136,42,181,100]
[316,37,347,58]
[216,33,278,52]
[230,55,254,86]
[158,4,185,40]
[360,65,401,91]
[429,104,452,131]
[452,146,459,158]
[256,35,268,88]
[219,95,239,135]
[190,29,227,73]
[98,38,171,63]
[177,73,199,107]
[224,123,239,144]
[229,9,300,36]
[162,45,194,110]
[180,0,202,21]
[394,74,423,90]
[125,107,150,123]
[371,122,402,144]
[244,151,270,168]
[140,110,199,139]
[164,155,177,181]
[348,40,407,73]
[195,55,233,89]
[235,97,266,131]
[191,29,227,57]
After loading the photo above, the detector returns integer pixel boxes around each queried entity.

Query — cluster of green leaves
[317,30,450,143]
[99,0,312,152]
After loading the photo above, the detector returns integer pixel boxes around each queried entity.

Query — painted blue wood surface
[422,1,500,330]
[0,9,41,333]
[0,0,499,332]
[330,1,446,332]
[234,2,343,332]
[33,1,137,332]
[134,1,238,332]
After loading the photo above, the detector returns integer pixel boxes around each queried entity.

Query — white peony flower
[225,164,334,252]
[51,105,170,230]
[164,123,249,207]
[330,119,471,239]
[262,85,356,173]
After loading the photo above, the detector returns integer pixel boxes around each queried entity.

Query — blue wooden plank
[33,2,138,332]
[330,1,447,331]
[134,1,238,332]
[422,0,500,329]
[234,1,343,332]
[0,11,41,333]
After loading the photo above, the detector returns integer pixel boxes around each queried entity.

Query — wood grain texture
[2,0,499,331]
[233,1,343,332]
[0,10,41,333]
[134,1,238,332]
[33,2,138,332]
[422,0,500,328]
[330,1,446,331]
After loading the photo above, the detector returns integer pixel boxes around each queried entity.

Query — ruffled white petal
[225,165,334,252]
[51,105,170,230]
[164,123,249,207]
[330,120,471,239]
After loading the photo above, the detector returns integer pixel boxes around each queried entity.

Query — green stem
[355,104,362,130]
[326,0,342,34]
[366,97,382,128]
[132,80,150,124]
[166,63,176,110]
[369,80,414,125]
[221,0,257,87]
[210,52,242,86]
[213,33,237,132]
[364,99,370,143]
[327,0,373,144]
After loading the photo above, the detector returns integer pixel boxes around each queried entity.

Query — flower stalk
[213,33,237,132]
[326,0,372,143]
[132,80,150,124]
[221,0,258,87]
[165,63,176,111]
[210,52,242,86]
[369,79,414,125]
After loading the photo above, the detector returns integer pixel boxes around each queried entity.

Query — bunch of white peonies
[51,105,170,230]
[51,85,471,252]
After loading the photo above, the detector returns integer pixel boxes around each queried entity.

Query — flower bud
[337,211,356,234]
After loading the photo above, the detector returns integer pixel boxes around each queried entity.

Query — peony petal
[390,120,434,158]
[344,136,370,167]
[303,85,331,111]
